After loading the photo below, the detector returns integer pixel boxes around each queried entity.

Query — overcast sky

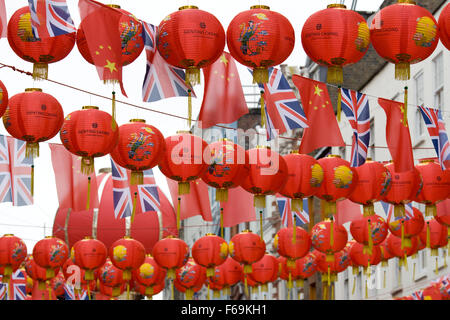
[0,0,384,251]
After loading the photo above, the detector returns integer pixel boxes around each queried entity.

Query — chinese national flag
[49,143,99,212]
[78,0,127,96]
[378,98,414,172]
[292,75,345,154]
[0,0,6,38]
[166,178,212,222]
[222,187,256,227]
[198,52,248,128]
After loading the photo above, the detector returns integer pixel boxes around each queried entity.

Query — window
[416,250,427,280]
[433,53,444,110]
[414,72,425,137]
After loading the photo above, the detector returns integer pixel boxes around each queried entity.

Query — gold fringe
[85,269,94,281]
[243,264,252,274]
[178,182,190,195]
[81,157,95,175]
[45,268,55,279]
[86,177,91,210]
[395,62,410,81]
[33,63,48,80]
[327,65,343,85]
[254,195,266,208]
[26,142,39,158]
[31,165,34,197]
[253,67,269,84]
[206,267,215,278]
[187,89,192,128]
[111,91,117,130]
[394,204,405,218]
[145,286,154,297]
[186,68,200,86]
[130,171,143,185]
[213,289,220,299]
[215,188,228,202]
[363,204,375,217]
[426,204,436,217]
[337,86,342,122]
[326,253,335,263]
[185,288,193,300]
[167,268,175,280]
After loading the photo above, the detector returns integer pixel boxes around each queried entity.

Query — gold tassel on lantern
[260,90,266,128]
[111,91,117,130]
[176,197,181,231]
[337,86,342,122]
[186,89,193,128]
[260,211,264,240]
[33,63,48,80]
[131,171,144,185]
[178,182,190,195]
[81,156,95,175]
[185,67,200,87]
[126,282,130,300]
[86,177,91,210]
[367,219,373,256]
[395,61,410,81]
[403,86,408,126]
[330,217,334,248]
[216,188,228,202]
[220,207,224,238]
[401,220,405,250]
[426,221,431,250]
[145,286,154,298]
[254,195,266,208]
[26,142,39,158]
[131,192,137,224]
[253,67,269,85]
[244,275,249,296]
[31,165,34,197]
[327,65,343,85]
[394,204,405,218]
[425,204,436,217]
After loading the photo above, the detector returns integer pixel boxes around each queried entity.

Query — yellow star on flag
[314,85,323,96]
[104,60,117,73]
[220,54,229,65]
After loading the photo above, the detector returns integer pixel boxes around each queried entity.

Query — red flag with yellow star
[78,0,127,96]
[292,75,344,154]
[198,51,248,128]
[378,98,414,172]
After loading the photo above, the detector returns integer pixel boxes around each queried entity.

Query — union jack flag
[411,290,424,300]
[276,196,309,227]
[111,158,160,219]
[7,137,34,206]
[340,88,371,167]
[28,0,76,39]
[255,68,309,140]
[381,201,414,221]
[419,106,450,170]
[0,269,27,300]
[63,283,89,300]
[141,21,194,103]
[0,135,11,203]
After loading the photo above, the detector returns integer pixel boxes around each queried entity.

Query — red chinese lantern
[32,236,69,279]
[157,5,225,86]
[438,3,450,50]
[240,146,288,208]
[206,275,224,299]
[212,257,242,296]
[0,80,8,118]
[135,280,165,299]
[50,271,65,297]
[109,237,146,282]
[315,249,350,286]
[60,106,119,174]
[349,242,381,272]
[191,233,228,277]
[348,160,392,215]
[241,272,258,296]
[301,4,370,84]
[227,5,295,84]
[0,234,27,282]
[201,139,249,202]
[419,218,448,257]
[435,204,450,246]
[414,159,450,216]
[422,285,443,300]
[273,227,311,266]
[98,258,125,297]
[24,255,58,290]
[386,233,419,268]
[280,153,324,211]
[369,0,439,81]
[174,275,203,297]
[133,254,166,298]
[248,254,278,292]
[379,238,393,267]
[175,258,206,300]
[388,206,424,249]
[3,88,64,158]
[76,5,144,67]
[152,236,190,279]
[317,155,358,218]
[311,220,348,262]
[229,230,266,274]
[382,163,422,218]
[350,214,389,255]
[110,119,165,185]
[158,131,209,195]
[295,252,318,285]
[72,237,107,281]
[7,6,76,79]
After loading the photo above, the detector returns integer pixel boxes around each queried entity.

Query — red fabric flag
[437,199,450,217]
[292,75,345,154]
[378,98,414,172]
[198,52,248,128]
[222,187,256,228]
[166,178,212,222]
[0,0,6,38]
[78,0,127,96]
[49,143,99,212]
[335,199,362,226]
[31,281,57,300]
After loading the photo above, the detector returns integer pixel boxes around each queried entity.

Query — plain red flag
[378,98,414,173]
[437,199,450,217]
[292,75,345,154]
[335,199,363,226]
[198,52,248,128]
[0,0,6,38]
[49,143,99,212]
[78,0,127,96]
[166,178,212,222]
[222,187,256,228]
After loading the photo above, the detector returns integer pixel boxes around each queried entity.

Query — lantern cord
[367,219,373,255]
[352,274,356,295]
[171,278,175,300]
[207,283,210,300]
[220,207,224,238]
[112,90,117,130]
[47,282,52,300]
[7,277,11,300]
[177,197,181,231]
[86,176,91,211]
[188,89,192,128]
[426,222,431,249]
[260,211,263,240]
[31,165,34,197]
[260,91,265,128]
[131,192,137,224]
[292,214,296,245]
[403,86,408,126]
[401,221,405,250]
[337,86,342,122]
[87,281,91,300]
[330,217,334,248]
[126,282,130,300]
